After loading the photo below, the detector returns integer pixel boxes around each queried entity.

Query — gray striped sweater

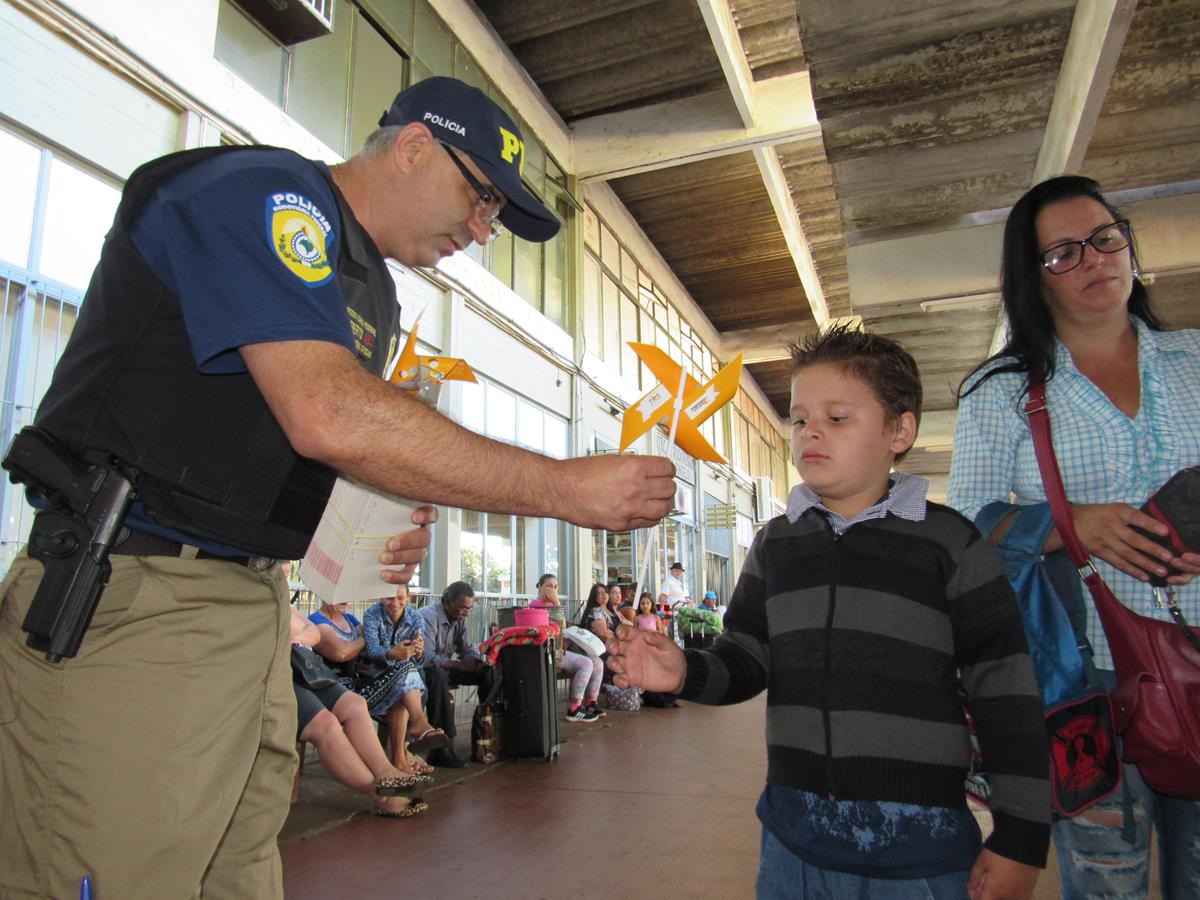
[679,503,1050,868]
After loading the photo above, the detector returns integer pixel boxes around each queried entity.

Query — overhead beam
[987,1,1138,354]
[721,323,797,363]
[1033,0,1136,182]
[697,0,755,127]
[430,0,573,167]
[755,147,830,326]
[584,179,787,439]
[572,72,818,180]
[694,0,827,328]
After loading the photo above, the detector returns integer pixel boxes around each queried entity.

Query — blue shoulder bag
[976,501,1121,817]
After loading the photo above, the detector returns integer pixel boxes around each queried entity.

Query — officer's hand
[378,505,438,585]
[559,455,675,531]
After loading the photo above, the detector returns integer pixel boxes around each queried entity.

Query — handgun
[2,427,136,661]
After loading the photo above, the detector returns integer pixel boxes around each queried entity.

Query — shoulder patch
[266,191,333,286]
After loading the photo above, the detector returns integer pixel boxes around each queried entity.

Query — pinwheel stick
[632,366,689,609]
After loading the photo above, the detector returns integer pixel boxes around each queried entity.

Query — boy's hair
[788,323,923,462]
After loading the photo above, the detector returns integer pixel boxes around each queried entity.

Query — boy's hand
[967,849,1040,900]
[604,623,686,693]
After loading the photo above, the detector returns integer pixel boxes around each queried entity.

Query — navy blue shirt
[123,149,362,554]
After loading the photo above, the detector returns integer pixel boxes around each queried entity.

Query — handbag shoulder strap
[1024,381,1132,632]
[1024,382,1091,568]
[1028,381,1200,657]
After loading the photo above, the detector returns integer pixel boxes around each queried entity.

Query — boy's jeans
[756,828,968,899]
[1054,672,1200,899]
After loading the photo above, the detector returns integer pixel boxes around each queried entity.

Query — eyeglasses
[439,142,504,242]
[1040,221,1131,275]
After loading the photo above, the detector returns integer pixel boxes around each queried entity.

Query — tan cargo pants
[0,551,296,899]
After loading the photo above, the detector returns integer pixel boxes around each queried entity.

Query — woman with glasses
[947,175,1200,898]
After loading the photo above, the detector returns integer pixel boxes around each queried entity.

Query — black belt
[112,529,276,572]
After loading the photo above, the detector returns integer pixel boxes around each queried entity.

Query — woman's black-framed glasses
[1040,221,1131,275]
[439,142,504,242]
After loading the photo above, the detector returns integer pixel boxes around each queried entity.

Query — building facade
[0,0,794,612]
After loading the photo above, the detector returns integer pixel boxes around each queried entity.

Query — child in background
[605,324,1049,899]
[633,592,663,634]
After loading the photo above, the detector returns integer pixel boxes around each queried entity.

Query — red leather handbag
[1026,381,1200,799]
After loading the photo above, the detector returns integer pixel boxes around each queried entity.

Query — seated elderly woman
[360,584,449,775]
[289,605,428,818]
[308,586,446,776]
[308,596,366,668]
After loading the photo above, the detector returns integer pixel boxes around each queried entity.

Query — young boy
[606,325,1049,899]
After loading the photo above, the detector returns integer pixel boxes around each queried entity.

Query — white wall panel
[0,2,178,178]
[460,307,569,416]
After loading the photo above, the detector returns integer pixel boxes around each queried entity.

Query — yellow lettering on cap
[498,127,524,175]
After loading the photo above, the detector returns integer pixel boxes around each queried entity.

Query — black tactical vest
[35,146,400,558]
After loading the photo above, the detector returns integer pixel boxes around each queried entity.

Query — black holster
[2,427,136,661]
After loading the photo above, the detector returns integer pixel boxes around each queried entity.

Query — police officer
[0,77,675,898]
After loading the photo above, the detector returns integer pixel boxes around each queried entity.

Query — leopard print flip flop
[374,797,428,818]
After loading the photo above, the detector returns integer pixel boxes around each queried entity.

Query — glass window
[591,528,604,585]
[413,0,452,76]
[600,223,620,274]
[544,416,567,459]
[583,253,601,359]
[513,235,541,309]
[368,0,414,45]
[736,512,754,548]
[514,517,531,595]
[667,303,678,338]
[517,399,544,452]
[489,228,513,288]
[288,0,353,155]
[460,380,484,431]
[653,295,668,324]
[620,293,639,378]
[543,219,565,328]
[461,509,483,591]
[737,415,751,472]
[38,158,120,291]
[522,135,545,198]
[453,43,485,90]
[620,247,637,295]
[601,275,619,363]
[349,13,408,156]
[545,519,562,585]
[0,131,40,268]
[583,206,600,252]
[214,0,288,104]
[485,382,515,442]
[486,514,512,594]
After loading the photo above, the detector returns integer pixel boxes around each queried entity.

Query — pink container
[514,607,549,628]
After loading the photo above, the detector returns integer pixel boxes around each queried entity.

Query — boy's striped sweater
[679,503,1050,868]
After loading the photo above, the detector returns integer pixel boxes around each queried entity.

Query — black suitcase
[499,643,560,759]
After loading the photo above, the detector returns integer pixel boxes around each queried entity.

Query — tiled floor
[281,697,765,899]
[279,695,1161,899]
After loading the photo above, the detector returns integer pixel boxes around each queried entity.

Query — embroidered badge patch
[266,191,333,286]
